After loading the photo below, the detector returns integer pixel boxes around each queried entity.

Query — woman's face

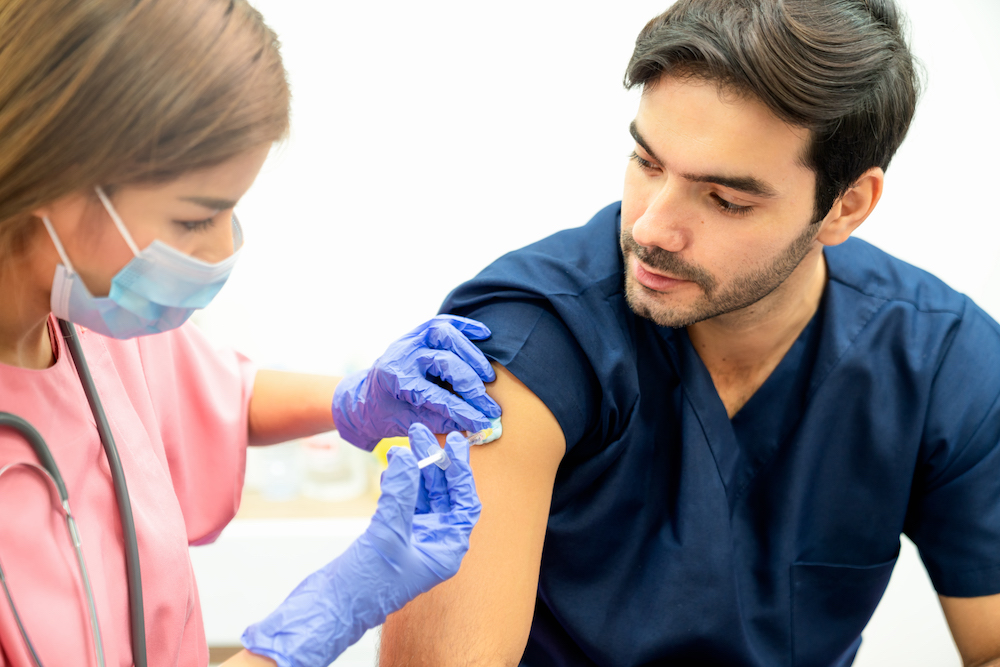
[34,142,272,298]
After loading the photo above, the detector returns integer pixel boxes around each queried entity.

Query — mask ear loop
[94,187,140,257]
[41,216,78,276]
[231,213,244,251]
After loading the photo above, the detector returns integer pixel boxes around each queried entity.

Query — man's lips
[632,258,692,291]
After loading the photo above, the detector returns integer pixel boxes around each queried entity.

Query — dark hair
[625,0,920,220]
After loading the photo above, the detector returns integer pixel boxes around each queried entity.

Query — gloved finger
[404,381,494,433]
[413,349,501,418]
[425,474,450,515]
[330,369,380,451]
[386,351,499,419]
[428,314,493,341]
[374,447,421,542]
[409,431,431,514]
[402,315,491,347]
[443,432,481,520]
[420,319,497,383]
[415,480,430,514]
[393,409,469,440]
[407,422,438,459]
[408,424,450,513]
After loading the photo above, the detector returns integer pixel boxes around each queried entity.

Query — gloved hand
[332,315,502,451]
[241,424,481,667]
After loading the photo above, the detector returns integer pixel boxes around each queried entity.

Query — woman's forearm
[221,649,277,666]
[248,369,343,446]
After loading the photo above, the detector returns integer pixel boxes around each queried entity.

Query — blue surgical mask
[42,186,244,339]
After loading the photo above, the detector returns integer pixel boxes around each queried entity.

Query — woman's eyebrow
[180,195,237,210]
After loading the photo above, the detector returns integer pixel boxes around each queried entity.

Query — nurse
[0,1,495,666]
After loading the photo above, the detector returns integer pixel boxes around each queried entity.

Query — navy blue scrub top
[440,202,1000,667]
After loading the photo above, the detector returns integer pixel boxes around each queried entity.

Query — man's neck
[686,245,828,418]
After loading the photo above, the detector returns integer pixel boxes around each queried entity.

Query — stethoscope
[0,319,146,667]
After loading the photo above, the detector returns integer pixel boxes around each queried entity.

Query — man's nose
[631,180,692,253]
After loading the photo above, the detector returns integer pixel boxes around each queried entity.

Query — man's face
[621,76,823,328]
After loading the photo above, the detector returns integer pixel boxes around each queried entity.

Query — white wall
[195,0,668,374]
[193,1,1000,663]
[197,0,1000,376]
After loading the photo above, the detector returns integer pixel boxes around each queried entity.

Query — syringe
[417,447,450,470]
[416,418,503,470]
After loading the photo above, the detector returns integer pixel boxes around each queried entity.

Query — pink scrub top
[0,316,255,666]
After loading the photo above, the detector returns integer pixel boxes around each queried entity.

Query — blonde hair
[0,0,291,257]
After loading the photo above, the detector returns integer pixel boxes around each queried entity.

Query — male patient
[381,1,1000,665]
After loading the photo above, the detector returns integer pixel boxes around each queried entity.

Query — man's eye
[710,193,753,217]
[630,151,656,170]
[175,217,215,232]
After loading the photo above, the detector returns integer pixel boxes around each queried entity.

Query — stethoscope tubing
[0,321,146,667]
[57,319,146,667]
[0,456,105,667]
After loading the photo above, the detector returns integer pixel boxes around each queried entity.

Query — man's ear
[816,167,884,246]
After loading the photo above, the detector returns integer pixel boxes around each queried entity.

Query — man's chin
[624,278,705,329]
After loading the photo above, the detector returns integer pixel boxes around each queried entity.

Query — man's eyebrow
[629,120,780,200]
[180,195,238,210]
[629,120,663,165]
[680,172,779,199]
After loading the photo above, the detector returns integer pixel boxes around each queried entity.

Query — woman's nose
[193,213,239,264]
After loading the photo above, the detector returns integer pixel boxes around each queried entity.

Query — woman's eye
[711,193,753,217]
[629,151,656,171]
[175,217,215,232]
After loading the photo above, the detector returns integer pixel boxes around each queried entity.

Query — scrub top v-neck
[679,300,825,514]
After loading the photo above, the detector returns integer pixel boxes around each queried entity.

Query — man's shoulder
[826,237,1000,366]
[440,203,632,450]
[442,202,624,311]
[827,237,971,316]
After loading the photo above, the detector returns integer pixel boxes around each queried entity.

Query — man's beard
[621,222,820,328]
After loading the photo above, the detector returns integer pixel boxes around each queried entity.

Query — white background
[194,1,1000,664]
[199,0,1000,377]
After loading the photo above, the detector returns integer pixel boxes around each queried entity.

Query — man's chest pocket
[790,556,898,667]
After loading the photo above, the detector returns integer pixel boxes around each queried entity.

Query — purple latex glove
[241,424,480,667]
[332,315,502,450]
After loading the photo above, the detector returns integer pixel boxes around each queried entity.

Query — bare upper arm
[379,363,565,666]
[940,593,1000,666]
